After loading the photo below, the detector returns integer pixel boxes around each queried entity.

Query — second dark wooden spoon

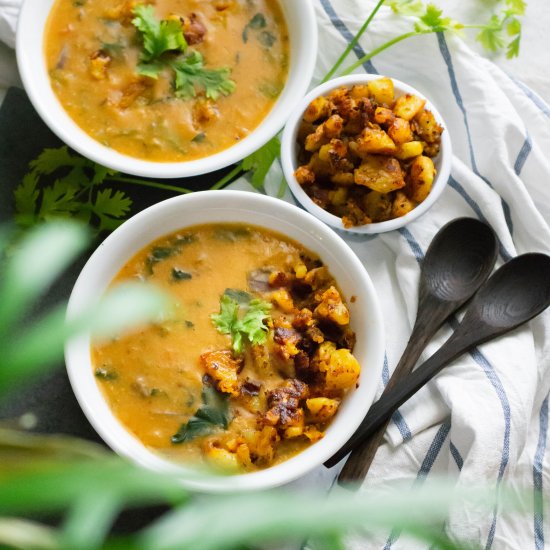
[330,252,550,479]
[324,218,498,473]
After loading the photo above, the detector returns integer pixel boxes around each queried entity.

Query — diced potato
[236,443,253,469]
[394,141,424,160]
[314,286,350,325]
[354,155,405,193]
[322,349,361,390]
[304,426,325,442]
[393,94,426,121]
[89,51,111,80]
[331,171,355,186]
[247,426,280,465]
[200,350,241,396]
[303,96,331,123]
[374,107,395,126]
[313,341,337,370]
[294,263,308,279]
[367,77,394,105]
[284,426,304,439]
[204,443,240,472]
[362,191,392,222]
[304,115,344,152]
[409,155,435,202]
[413,109,443,144]
[355,126,396,156]
[328,186,349,206]
[306,397,340,422]
[271,289,295,313]
[350,84,370,100]
[391,191,415,218]
[388,117,413,145]
[294,165,316,185]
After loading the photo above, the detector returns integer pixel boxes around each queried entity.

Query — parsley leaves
[211,289,271,354]
[131,5,236,99]
[171,385,230,444]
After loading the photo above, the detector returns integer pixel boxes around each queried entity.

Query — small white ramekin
[65,190,385,492]
[16,0,317,179]
[281,74,452,234]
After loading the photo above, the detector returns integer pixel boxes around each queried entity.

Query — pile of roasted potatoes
[294,77,444,227]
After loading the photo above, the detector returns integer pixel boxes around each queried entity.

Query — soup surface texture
[92,224,361,472]
[45,0,289,162]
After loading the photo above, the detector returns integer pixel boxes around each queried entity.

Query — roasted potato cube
[295,165,316,186]
[314,286,350,325]
[367,77,394,105]
[322,349,361,390]
[331,171,355,186]
[305,115,344,152]
[393,94,426,121]
[394,140,424,160]
[271,289,295,313]
[409,155,435,202]
[354,156,405,193]
[204,443,240,472]
[246,425,280,465]
[303,96,331,123]
[350,84,370,100]
[413,109,443,145]
[355,126,397,156]
[313,341,338,369]
[304,426,324,442]
[306,397,340,422]
[200,350,241,396]
[236,443,253,468]
[391,191,415,218]
[90,51,111,80]
[328,186,349,206]
[284,425,304,439]
[374,107,395,126]
[388,117,413,145]
[362,191,392,222]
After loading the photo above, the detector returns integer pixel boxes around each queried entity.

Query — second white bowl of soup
[17,0,317,178]
[65,190,385,492]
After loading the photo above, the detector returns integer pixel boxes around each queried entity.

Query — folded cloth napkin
[2,0,550,548]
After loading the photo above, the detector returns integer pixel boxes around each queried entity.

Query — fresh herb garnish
[145,235,196,275]
[242,13,267,43]
[241,136,281,189]
[171,268,192,281]
[171,385,230,444]
[259,30,276,48]
[211,289,271,354]
[171,51,236,101]
[95,367,118,381]
[192,132,206,143]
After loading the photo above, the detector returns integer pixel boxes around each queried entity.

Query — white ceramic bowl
[16,0,317,179]
[281,74,452,234]
[65,190,385,492]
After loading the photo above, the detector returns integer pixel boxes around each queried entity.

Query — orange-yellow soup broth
[92,224,361,472]
[45,0,289,162]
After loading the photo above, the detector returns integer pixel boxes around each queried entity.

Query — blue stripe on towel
[534,394,549,550]
[447,175,513,262]
[514,133,532,176]
[318,0,378,74]
[450,441,464,471]
[384,422,452,549]
[436,33,514,238]
[509,76,550,120]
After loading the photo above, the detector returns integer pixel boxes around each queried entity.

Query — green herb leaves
[131,5,236,99]
[241,136,281,190]
[211,289,271,354]
[242,13,267,43]
[13,146,132,232]
[171,385,229,444]
[172,51,236,100]
[132,5,187,62]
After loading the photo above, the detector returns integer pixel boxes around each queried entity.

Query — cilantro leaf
[172,51,236,100]
[505,0,526,16]
[389,0,425,17]
[477,15,506,52]
[211,290,271,354]
[415,3,463,33]
[13,146,133,233]
[171,385,230,444]
[241,136,281,189]
[506,34,521,58]
[132,5,187,63]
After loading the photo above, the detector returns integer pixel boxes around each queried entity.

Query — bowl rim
[280,73,453,234]
[64,190,385,492]
[16,0,318,179]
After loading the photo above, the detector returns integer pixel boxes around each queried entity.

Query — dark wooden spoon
[329,253,550,478]
[324,218,498,474]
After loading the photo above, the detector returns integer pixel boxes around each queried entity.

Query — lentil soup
[45,0,289,162]
[92,224,362,473]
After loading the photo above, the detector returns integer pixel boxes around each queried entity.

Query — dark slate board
[0,86,235,442]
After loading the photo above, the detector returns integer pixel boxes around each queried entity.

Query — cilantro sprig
[131,5,236,99]
[211,289,271,355]
[13,146,193,232]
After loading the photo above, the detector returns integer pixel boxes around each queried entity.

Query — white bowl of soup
[281,74,452,234]
[65,190,385,492]
[16,0,317,178]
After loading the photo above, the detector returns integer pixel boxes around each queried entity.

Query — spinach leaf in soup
[171,268,192,282]
[171,385,230,444]
[95,367,118,381]
[145,233,196,275]
[242,13,267,43]
[259,31,276,48]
